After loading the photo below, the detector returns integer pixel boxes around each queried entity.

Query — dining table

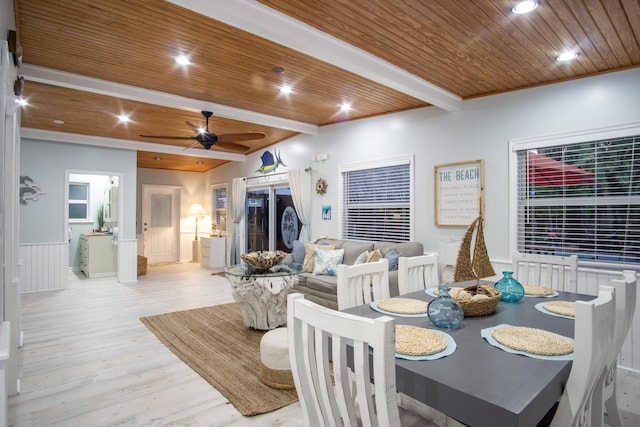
[342,282,595,427]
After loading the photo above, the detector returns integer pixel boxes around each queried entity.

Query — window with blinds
[514,135,640,266]
[212,185,227,233]
[340,157,413,242]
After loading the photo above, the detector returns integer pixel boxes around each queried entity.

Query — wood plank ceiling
[13,0,640,172]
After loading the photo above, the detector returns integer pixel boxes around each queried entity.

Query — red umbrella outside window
[527,151,595,186]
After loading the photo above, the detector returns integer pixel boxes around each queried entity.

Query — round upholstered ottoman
[259,327,295,389]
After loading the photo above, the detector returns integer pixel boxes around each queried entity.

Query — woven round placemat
[523,285,554,296]
[543,300,575,317]
[378,298,428,315]
[395,325,448,356]
[491,326,574,356]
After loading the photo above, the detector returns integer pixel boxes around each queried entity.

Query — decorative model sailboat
[453,215,496,282]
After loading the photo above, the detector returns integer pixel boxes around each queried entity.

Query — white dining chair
[287,292,400,426]
[337,258,390,310]
[511,251,578,293]
[397,254,439,295]
[546,286,616,427]
[601,270,637,427]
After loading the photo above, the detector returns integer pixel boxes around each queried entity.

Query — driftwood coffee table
[224,262,306,330]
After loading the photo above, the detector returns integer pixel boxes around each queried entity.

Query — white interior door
[142,185,180,264]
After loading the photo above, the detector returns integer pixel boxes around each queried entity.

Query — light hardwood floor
[8,262,303,426]
[8,262,640,426]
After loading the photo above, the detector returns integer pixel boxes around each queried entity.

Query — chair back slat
[512,251,578,292]
[550,287,615,427]
[337,259,390,310]
[288,293,400,427]
[398,254,439,294]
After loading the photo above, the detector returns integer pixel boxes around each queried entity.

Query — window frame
[339,154,414,242]
[68,181,90,222]
[211,183,228,234]
[509,121,640,270]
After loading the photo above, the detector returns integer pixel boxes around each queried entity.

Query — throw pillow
[291,240,306,264]
[303,242,336,272]
[365,249,383,263]
[313,248,345,276]
[354,250,370,264]
[384,248,400,271]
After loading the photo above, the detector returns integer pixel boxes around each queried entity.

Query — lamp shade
[188,203,206,217]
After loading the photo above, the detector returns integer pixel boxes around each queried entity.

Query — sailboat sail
[453,216,496,282]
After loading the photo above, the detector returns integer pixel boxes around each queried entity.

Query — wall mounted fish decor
[20,175,46,205]
[256,150,287,174]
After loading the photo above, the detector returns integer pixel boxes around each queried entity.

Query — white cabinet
[104,186,118,222]
[79,234,116,278]
[200,236,226,270]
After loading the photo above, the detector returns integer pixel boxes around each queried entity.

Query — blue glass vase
[428,287,464,329]
[494,271,525,302]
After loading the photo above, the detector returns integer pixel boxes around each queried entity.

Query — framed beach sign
[434,160,485,226]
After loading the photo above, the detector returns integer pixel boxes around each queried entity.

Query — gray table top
[344,285,594,427]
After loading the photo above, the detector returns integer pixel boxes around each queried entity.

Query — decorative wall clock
[315,178,328,195]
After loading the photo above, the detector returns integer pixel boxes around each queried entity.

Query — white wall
[20,140,137,243]
[206,68,640,263]
[137,167,208,262]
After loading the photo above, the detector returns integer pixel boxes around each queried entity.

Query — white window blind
[515,135,640,266]
[212,186,227,232]
[341,159,412,242]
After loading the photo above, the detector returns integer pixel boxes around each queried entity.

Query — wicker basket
[457,284,501,317]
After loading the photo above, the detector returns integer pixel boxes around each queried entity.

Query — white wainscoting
[492,259,639,372]
[117,239,138,283]
[19,243,68,293]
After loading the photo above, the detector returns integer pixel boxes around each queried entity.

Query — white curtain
[230,177,246,264]
[288,169,311,242]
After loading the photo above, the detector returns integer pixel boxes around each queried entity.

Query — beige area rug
[140,303,298,416]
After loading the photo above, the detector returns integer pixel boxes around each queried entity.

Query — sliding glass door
[246,186,301,253]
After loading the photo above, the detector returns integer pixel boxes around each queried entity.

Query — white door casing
[142,185,180,264]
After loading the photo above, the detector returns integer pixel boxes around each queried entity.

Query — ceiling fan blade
[140,134,194,140]
[185,121,200,133]
[217,132,265,143]
[183,140,202,151]
[214,141,251,152]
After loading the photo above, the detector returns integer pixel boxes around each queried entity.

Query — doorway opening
[66,172,121,279]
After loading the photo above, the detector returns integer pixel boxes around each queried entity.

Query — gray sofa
[287,238,424,310]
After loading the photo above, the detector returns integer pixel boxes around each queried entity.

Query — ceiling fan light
[174,55,191,65]
[512,0,539,14]
[280,84,292,94]
[556,51,579,62]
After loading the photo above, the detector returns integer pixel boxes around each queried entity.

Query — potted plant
[97,204,105,231]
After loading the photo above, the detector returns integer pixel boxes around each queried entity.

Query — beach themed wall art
[434,160,485,226]
[19,175,47,205]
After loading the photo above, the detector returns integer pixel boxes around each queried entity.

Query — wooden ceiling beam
[20,128,247,162]
[168,0,462,111]
[20,64,318,135]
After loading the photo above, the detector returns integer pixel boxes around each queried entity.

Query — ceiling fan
[140,111,265,152]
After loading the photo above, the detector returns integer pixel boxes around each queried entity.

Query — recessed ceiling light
[16,98,28,106]
[556,51,579,62]
[53,119,64,125]
[271,66,285,73]
[511,0,539,14]
[154,157,163,160]
[340,102,352,112]
[117,114,130,123]
[174,55,191,66]
[196,161,204,165]
[280,84,292,95]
